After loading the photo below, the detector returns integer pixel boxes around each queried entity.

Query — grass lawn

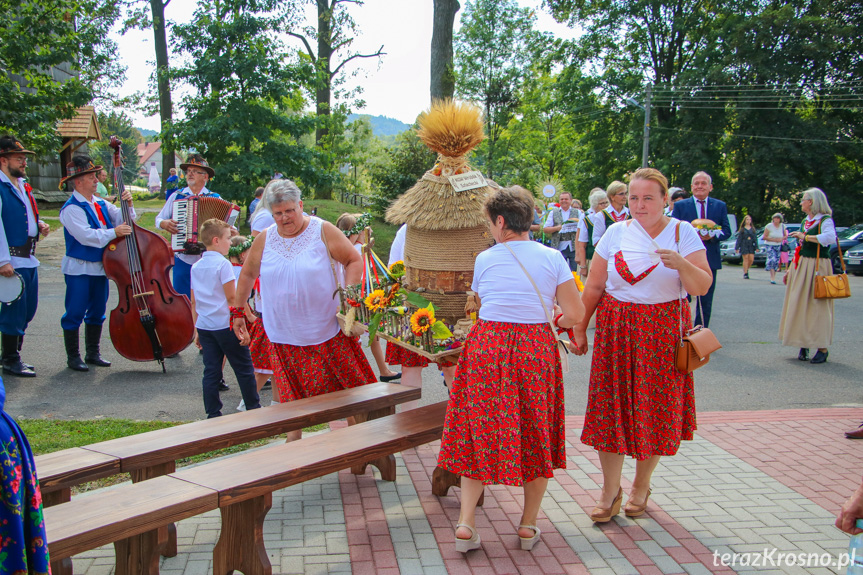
[18,417,328,493]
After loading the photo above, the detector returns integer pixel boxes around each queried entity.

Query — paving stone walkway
[69,408,862,574]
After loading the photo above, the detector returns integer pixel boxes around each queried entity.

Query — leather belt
[8,236,37,258]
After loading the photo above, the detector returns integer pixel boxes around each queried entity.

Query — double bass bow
[103,136,195,371]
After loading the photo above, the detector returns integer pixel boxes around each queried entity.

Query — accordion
[171,196,241,254]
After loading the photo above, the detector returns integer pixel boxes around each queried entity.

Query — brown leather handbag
[672,223,722,373]
[813,234,851,300]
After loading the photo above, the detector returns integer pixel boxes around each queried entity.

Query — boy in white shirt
[191,219,261,418]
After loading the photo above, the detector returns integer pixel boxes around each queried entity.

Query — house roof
[137,141,162,166]
[57,106,102,141]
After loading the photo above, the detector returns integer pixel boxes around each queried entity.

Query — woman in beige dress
[779,188,835,364]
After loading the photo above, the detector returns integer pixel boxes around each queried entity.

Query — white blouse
[472,241,573,324]
[259,217,340,346]
[595,219,705,304]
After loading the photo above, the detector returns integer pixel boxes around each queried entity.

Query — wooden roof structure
[57,106,102,153]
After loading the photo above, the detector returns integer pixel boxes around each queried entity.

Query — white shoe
[270,400,279,406]
[237,400,246,412]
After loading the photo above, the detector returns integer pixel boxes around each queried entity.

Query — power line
[652,125,862,144]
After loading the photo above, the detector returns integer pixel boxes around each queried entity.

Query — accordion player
[171,196,241,254]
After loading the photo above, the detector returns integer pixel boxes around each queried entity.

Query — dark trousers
[61,274,108,330]
[0,267,37,337]
[198,327,261,418]
[559,246,577,271]
[691,269,718,328]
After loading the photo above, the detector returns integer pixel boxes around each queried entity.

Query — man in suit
[672,171,731,327]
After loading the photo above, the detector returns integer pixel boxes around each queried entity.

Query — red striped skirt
[249,318,272,374]
[269,332,376,403]
[437,320,565,486]
[581,294,696,460]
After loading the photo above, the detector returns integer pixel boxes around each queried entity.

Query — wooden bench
[44,401,447,575]
[36,382,419,575]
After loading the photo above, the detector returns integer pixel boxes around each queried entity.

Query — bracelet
[553,313,574,339]
[229,307,245,322]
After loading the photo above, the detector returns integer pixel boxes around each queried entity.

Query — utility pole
[641,84,652,168]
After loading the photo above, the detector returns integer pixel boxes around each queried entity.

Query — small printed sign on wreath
[449,171,487,192]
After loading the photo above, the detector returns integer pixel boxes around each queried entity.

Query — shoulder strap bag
[813,223,851,299]
[673,223,722,373]
[501,242,569,373]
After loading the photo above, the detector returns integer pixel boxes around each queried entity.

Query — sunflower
[572,272,585,292]
[410,308,435,335]
[388,260,406,279]
[364,289,388,312]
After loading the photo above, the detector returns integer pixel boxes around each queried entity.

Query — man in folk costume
[589,180,630,246]
[59,155,135,371]
[671,171,731,328]
[542,191,579,270]
[0,136,50,377]
[155,153,220,299]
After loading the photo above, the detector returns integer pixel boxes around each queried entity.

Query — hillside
[347,114,410,137]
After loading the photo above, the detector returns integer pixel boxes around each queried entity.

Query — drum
[0,272,24,304]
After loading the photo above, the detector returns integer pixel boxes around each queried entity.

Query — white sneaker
[237,400,246,412]
[270,400,279,406]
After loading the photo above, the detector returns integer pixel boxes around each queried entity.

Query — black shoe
[218,379,230,391]
[2,360,36,377]
[64,329,89,372]
[262,379,272,390]
[797,348,809,361]
[16,336,33,370]
[810,350,829,364]
[84,324,111,367]
[380,372,402,382]
[1,333,35,376]
[743,273,749,279]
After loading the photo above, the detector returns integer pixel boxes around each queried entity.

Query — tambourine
[0,272,24,304]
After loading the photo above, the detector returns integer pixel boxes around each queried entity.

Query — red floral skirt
[581,294,696,460]
[437,320,565,486]
[249,318,273,374]
[384,341,456,368]
[269,332,376,403]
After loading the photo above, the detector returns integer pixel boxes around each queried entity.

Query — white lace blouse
[259,217,340,346]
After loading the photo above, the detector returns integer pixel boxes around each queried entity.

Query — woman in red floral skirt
[437,186,584,553]
[571,168,712,522]
[232,180,376,439]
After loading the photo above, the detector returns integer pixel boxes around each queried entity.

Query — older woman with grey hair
[779,188,836,364]
[233,180,376,435]
[576,188,610,277]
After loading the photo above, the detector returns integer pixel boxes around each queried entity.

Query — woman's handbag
[502,242,569,373]
[673,223,722,373]
[813,234,851,300]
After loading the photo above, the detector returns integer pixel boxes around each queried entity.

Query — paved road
[4,230,862,421]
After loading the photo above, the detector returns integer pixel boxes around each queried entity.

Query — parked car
[830,223,863,271]
[721,226,798,267]
[843,243,863,275]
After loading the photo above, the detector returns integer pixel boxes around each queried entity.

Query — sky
[112,0,578,132]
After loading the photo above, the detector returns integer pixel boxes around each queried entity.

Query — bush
[367,128,435,218]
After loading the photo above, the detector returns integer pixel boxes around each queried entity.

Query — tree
[368,127,436,217]
[171,0,325,202]
[0,0,123,153]
[89,111,143,183]
[123,0,177,199]
[431,0,460,103]
[454,0,537,180]
[288,0,385,147]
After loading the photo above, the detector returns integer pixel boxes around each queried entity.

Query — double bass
[103,136,195,371]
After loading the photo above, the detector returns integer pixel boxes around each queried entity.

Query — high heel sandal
[589,488,622,523]
[624,488,652,517]
[518,524,541,550]
[454,523,481,553]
